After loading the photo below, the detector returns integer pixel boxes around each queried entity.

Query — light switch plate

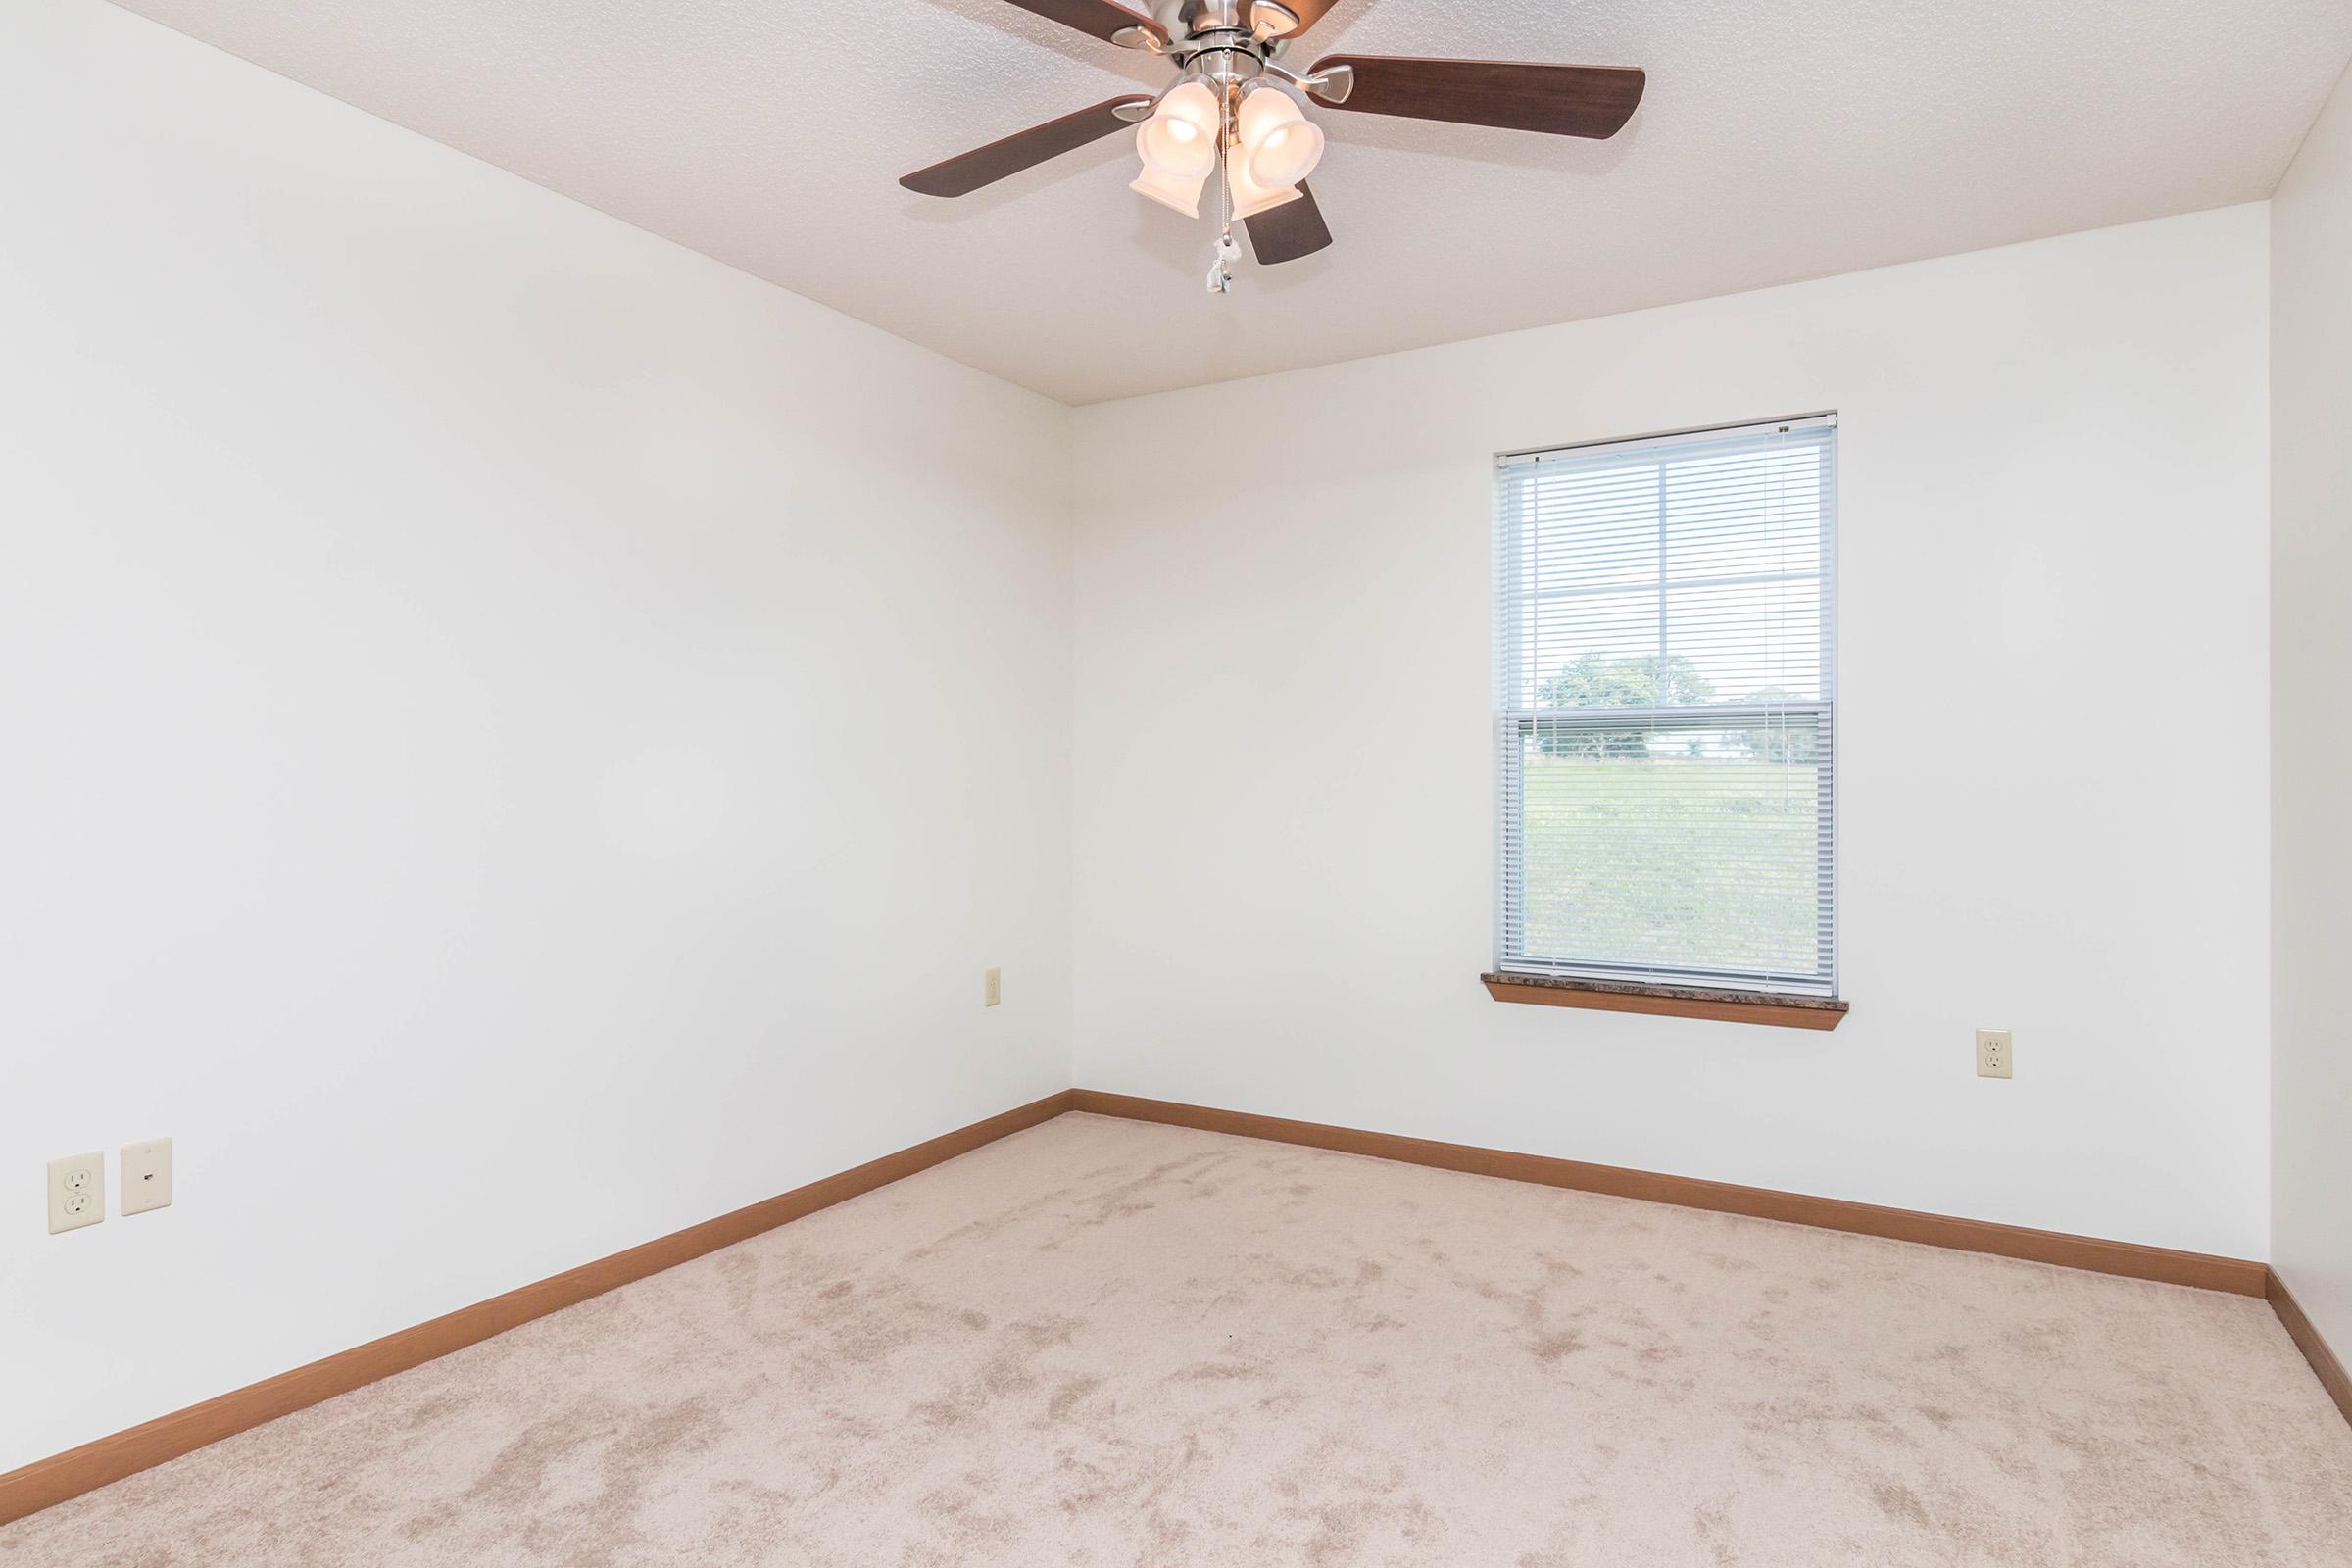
[122,1138,172,1215]
[983,967,1002,1007]
[48,1152,105,1234]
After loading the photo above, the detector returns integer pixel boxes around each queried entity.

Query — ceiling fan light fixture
[1137,80,1221,178]
[1237,86,1325,188]
[1132,163,1208,219]
[1226,156,1301,221]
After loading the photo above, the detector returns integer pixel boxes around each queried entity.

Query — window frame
[1493,414,1840,1001]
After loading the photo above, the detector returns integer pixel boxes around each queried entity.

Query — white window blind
[1494,416,1838,996]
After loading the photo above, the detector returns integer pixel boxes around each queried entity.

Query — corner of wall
[2267,50,2352,1356]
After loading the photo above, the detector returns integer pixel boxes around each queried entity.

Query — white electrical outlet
[48,1152,105,1235]
[121,1138,172,1216]
[1977,1028,2013,1079]
[983,967,1002,1007]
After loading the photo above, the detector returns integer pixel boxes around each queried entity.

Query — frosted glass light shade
[1138,82,1222,179]
[1237,88,1325,188]
[1132,164,1208,219]
[1225,155,1301,221]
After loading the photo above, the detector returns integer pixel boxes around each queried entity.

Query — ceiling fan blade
[1001,0,1168,48]
[1244,180,1333,265]
[1308,56,1645,139]
[1247,0,1347,39]
[901,96,1153,198]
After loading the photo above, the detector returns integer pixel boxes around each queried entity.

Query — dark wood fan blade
[900,97,1153,198]
[1249,0,1347,38]
[1002,0,1167,47]
[1309,56,1645,139]
[1244,180,1333,265]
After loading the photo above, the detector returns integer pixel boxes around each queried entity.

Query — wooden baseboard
[1074,1090,2350,1427]
[0,1090,1076,1529]
[1068,1090,2271,1298]
[2268,1270,2352,1429]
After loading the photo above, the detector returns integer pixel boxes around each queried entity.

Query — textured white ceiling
[109,0,2352,404]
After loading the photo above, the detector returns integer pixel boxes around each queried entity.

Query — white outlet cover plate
[122,1138,173,1215]
[48,1152,105,1234]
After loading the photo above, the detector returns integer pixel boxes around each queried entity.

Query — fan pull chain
[1207,107,1239,295]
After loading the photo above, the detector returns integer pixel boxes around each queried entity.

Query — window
[1494,416,1838,998]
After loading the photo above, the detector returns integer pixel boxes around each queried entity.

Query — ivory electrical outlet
[47,1152,105,1235]
[983,967,1002,1007]
[121,1138,172,1215]
[1977,1028,2013,1079]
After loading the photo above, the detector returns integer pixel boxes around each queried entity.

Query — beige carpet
[7,1113,2349,1566]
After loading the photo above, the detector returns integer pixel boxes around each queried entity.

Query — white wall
[2272,62,2352,1357]
[0,0,2303,1481]
[0,2,1071,1470]
[1072,206,2273,1259]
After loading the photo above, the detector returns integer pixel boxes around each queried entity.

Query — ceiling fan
[901,0,1644,290]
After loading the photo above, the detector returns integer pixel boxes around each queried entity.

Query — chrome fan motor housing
[1147,1,1289,63]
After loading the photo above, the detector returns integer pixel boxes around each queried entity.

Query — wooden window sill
[1481,972,1849,1030]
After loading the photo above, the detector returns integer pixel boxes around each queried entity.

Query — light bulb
[1138,81,1221,179]
[1237,87,1325,188]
